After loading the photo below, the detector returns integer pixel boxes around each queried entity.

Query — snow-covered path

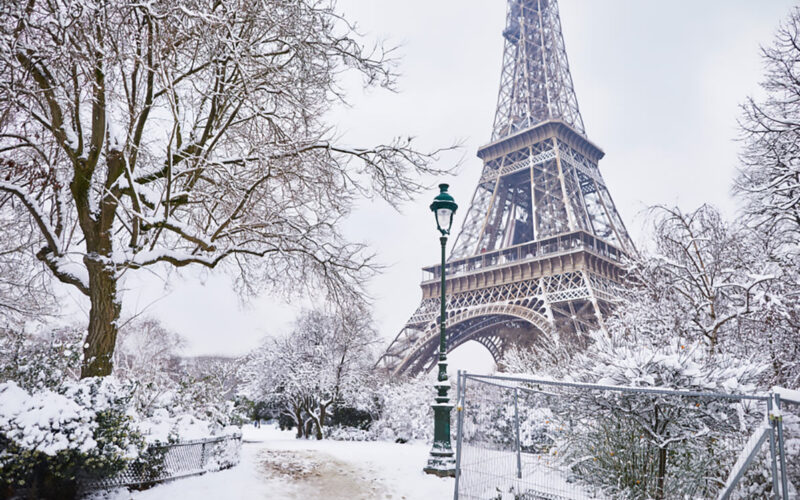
[105,426,455,499]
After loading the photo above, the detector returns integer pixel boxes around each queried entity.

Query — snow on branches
[736,6,800,251]
[734,6,800,389]
[241,307,377,440]
[644,205,772,354]
[0,0,452,377]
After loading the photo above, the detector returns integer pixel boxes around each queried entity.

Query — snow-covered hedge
[0,378,145,497]
[0,326,82,392]
[325,426,374,441]
[0,327,245,497]
[0,381,96,455]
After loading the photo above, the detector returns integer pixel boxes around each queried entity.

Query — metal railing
[453,372,797,500]
[422,230,625,283]
[82,433,242,491]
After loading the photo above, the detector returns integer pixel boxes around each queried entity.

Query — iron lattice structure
[378,0,634,376]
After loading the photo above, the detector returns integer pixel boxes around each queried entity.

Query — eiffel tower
[378,0,634,376]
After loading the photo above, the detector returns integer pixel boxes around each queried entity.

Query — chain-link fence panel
[454,373,793,500]
[776,394,800,499]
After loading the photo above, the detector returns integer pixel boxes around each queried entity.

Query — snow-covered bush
[0,378,145,498]
[136,408,240,445]
[0,326,82,392]
[326,426,374,441]
[369,375,434,443]
[0,324,243,497]
[556,331,766,499]
[171,358,248,429]
[329,405,374,431]
[322,403,377,440]
[0,327,148,497]
[783,404,800,497]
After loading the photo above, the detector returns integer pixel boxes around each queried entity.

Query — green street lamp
[423,183,458,477]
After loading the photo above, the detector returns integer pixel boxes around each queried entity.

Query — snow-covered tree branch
[0,0,452,377]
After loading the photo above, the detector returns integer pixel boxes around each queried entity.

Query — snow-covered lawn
[98,425,454,499]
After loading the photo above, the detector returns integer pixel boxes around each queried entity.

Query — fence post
[514,386,522,480]
[200,442,207,470]
[453,371,466,500]
[774,394,789,500]
[767,396,780,500]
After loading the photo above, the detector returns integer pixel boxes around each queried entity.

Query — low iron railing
[82,433,242,491]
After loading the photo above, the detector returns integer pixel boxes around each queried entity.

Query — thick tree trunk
[81,261,121,378]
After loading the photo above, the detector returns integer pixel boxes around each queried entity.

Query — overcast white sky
[58,0,798,367]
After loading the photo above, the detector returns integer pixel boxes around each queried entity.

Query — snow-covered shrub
[329,405,374,431]
[459,384,515,448]
[0,326,82,392]
[323,403,377,441]
[172,375,245,429]
[326,426,374,441]
[556,331,766,499]
[0,324,244,497]
[136,408,240,444]
[0,378,145,498]
[201,433,242,472]
[518,407,557,453]
[370,375,434,443]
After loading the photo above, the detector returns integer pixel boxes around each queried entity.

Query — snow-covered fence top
[81,433,242,491]
[469,372,772,401]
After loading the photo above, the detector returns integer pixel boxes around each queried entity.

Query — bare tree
[0,0,449,377]
[646,205,770,354]
[736,7,800,250]
[0,208,55,325]
[113,317,185,414]
[734,7,800,387]
[242,306,376,439]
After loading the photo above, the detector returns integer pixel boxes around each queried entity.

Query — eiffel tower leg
[424,236,456,477]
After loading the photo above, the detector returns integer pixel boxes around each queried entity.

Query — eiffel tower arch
[378,0,634,376]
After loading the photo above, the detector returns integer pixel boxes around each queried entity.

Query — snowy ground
[96,425,454,499]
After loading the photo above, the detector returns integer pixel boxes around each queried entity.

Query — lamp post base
[423,447,456,477]
[424,400,456,478]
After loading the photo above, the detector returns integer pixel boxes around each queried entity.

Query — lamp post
[423,183,458,477]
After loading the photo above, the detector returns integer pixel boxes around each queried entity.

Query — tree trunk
[81,261,121,378]
[293,406,305,438]
[304,418,314,439]
[656,445,667,500]
[314,403,328,440]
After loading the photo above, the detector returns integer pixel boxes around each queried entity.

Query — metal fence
[453,372,798,500]
[82,434,242,491]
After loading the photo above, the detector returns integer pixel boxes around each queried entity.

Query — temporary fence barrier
[453,372,797,500]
